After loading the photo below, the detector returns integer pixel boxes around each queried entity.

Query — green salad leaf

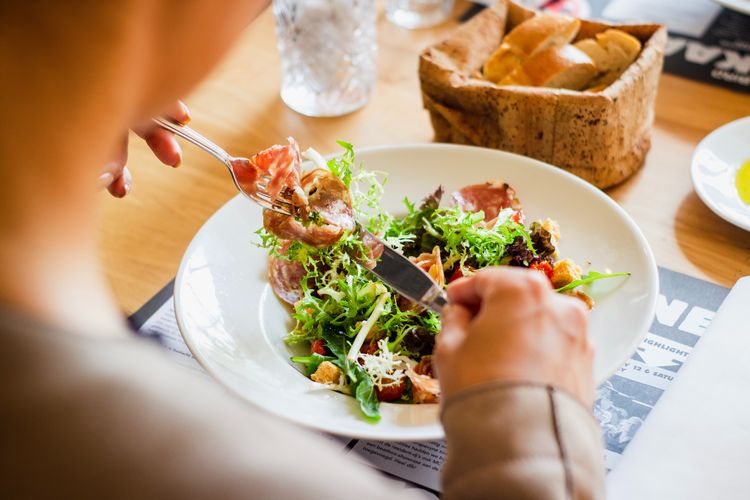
[353,367,380,420]
[556,271,632,293]
[427,206,532,270]
[290,353,335,377]
[321,327,380,421]
[327,140,355,188]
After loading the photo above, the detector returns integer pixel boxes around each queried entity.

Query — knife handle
[422,287,449,314]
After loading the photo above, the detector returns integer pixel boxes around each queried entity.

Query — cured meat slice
[263,168,355,248]
[233,137,308,209]
[410,245,445,288]
[451,180,521,221]
[408,357,440,404]
[268,243,306,305]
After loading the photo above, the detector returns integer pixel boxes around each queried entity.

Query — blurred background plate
[174,144,658,441]
[691,116,750,232]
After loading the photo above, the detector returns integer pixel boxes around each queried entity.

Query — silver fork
[152,117,293,215]
[156,117,448,313]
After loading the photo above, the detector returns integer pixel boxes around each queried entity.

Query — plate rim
[174,142,658,440]
[691,116,750,233]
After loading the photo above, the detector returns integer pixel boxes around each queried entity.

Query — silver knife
[356,227,448,314]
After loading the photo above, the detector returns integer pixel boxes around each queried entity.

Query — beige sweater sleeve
[1,307,604,500]
[441,383,605,500]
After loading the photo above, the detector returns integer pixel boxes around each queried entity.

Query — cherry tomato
[376,378,407,402]
[447,267,464,284]
[447,266,476,284]
[530,260,554,281]
[360,341,379,355]
[310,339,328,356]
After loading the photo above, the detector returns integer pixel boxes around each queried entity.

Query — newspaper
[132,266,728,491]
[469,0,750,93]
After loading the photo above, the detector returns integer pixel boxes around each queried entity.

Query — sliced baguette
[574,28,642,89]
[499,44,596,90]
[483,46,524,84]
[483,13,581,83]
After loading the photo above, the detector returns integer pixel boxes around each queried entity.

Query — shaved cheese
[302,148,329,171]
[346,291,390,361]
[358,339,412,390]
[492,208,516,229]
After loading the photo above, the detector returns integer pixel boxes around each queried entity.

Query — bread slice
[504,13,581,55]
[574,38,609,69]
[483,13,581,83]
[500,44,596,90]
[483,46,524,84]
[575,28,642,89]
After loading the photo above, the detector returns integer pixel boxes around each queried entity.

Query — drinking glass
[385,0,455,29]
[272,0,377,117]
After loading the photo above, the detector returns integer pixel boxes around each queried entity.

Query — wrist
[439,368,593,407]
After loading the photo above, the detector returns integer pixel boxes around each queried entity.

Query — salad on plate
[251,140,627,421]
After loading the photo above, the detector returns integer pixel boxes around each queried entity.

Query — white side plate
[692,116,750,232]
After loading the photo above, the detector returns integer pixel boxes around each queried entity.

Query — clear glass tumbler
[272,0,377,117]
[385,0,454,29]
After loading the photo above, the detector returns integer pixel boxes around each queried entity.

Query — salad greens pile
[257,141,628,421]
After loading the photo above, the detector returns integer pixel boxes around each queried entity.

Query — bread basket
[418,0,667,188]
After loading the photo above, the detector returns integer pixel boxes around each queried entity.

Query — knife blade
[356,228,448,314]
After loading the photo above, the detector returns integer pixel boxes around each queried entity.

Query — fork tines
[254,179,295,216]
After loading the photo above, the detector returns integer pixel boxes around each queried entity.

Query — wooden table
[96,4,750,315]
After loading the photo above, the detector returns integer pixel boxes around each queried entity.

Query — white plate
[691,116,750,232]
[175,144,658,441]
[713,0,750,15]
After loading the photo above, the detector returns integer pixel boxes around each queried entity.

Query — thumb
[437,303,473,351]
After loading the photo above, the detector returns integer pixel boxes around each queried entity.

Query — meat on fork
[264,168,355,248]
[232,137,309,210]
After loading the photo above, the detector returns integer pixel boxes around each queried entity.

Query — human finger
[132,100,189,167]
[446,275,482,310]
[107,166,132,198]
[99,135,128,192]
[164,100,191,125]
[551,292,589,340]
[436,304,473,350]
[447,266,533,309]
[142,128,182,167]
[98,170,115,189]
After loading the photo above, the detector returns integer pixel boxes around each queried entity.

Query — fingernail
[177,102,191,125]
[119,167,133,196]
[98,172,114,188]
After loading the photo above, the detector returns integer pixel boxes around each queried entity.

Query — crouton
[551,258,582,289]
[311,361,342,385]
[565,290,594,310]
